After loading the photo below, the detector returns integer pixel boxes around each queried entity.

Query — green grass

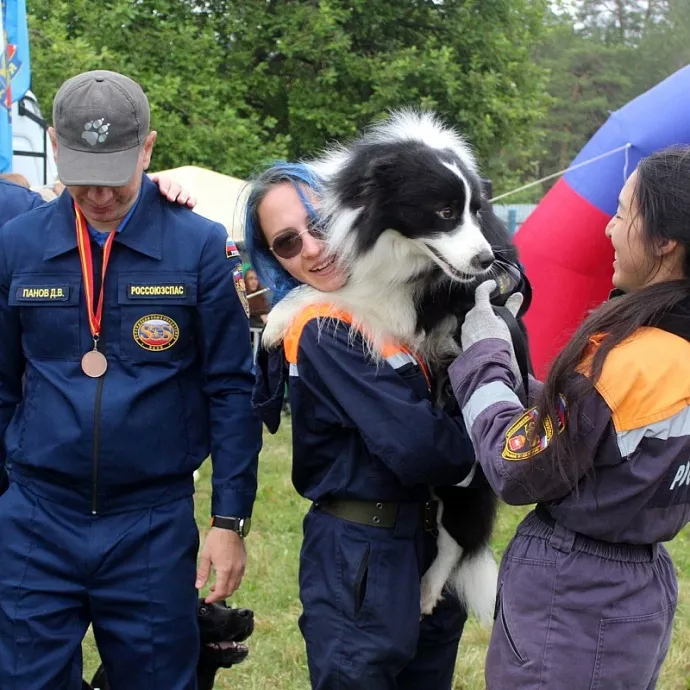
[83,423,690,689]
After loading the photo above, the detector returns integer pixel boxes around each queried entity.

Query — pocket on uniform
[9,275,82,360]
[338,534,375,622]
[496,580,526,664]
[117,272,197,362]
[353,544,371,618]
[590,606,673,690]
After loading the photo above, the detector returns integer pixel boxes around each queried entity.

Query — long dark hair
[534,145,690,486]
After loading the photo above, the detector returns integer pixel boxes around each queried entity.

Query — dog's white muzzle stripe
[423,220,494,282]
[461,381,521,431]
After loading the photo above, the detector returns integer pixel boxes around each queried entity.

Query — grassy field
[84,422,690,689]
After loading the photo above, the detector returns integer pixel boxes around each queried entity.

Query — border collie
[263,110,525,625]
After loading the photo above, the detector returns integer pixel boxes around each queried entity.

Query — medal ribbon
[75,204,116,346]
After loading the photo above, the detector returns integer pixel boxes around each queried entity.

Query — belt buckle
[423,499,439,532]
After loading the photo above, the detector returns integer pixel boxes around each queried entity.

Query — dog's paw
[262,285,322,348]
[420,577,442,617]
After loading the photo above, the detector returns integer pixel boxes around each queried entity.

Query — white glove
[461,280,524,381]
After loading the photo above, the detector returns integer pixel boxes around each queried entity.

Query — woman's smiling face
[258,182,347,292]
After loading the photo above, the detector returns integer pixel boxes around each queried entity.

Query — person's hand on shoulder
[149,173,197,208]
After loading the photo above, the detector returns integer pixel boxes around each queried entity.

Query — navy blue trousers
[0,483,199,689]
[299,505,466,689]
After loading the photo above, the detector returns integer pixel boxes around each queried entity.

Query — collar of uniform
[44,175,163,261]
[43,190,78,260]
[111,176,162,260]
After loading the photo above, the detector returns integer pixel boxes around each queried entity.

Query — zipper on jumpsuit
[91,371,104,515]
[90,243,106,516]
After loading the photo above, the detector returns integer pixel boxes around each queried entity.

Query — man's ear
[141,131,157,170]
[48,127,58,161]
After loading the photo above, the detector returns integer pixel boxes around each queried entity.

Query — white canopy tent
[151,165,249,241]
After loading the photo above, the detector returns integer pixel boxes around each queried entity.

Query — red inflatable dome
[515,65,690,378]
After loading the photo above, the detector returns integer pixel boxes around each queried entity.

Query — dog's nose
[471,251,494,271]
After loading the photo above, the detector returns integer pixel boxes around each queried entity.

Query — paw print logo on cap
[81,118,110,146]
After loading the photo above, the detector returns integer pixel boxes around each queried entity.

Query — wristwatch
[211,515,251,538]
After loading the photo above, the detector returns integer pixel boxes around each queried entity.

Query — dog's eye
[436,207,457,220]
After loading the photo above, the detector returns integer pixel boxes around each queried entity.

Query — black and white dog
[263,111,528,625]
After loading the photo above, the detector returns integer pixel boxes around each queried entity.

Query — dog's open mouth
[425,245,478,283]
[207,640,249,654]
[201,640,250,668]
[208,640,248,651]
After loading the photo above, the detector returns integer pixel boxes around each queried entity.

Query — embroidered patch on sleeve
[502,395,567,461]
[232,263,250,318]
[226,237,240,259]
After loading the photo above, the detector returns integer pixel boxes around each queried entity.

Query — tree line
[27,0,690,200]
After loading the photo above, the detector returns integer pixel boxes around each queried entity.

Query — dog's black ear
[361,150,401,196]
[364,151,398,181]
[338,147,399,206]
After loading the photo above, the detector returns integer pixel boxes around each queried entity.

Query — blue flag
[0,2,12,172]
[3,0,29,102]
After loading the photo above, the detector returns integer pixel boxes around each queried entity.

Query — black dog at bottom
[83,599,254,690]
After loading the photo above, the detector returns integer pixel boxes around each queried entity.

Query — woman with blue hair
[244,162,342,302]
[247,162,476,690]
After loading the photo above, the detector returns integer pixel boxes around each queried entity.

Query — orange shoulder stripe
[579,327,690,431]
[283,303,351,364]
[282,302,430,387]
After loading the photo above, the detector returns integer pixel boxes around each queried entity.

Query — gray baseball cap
[52,70,150,186]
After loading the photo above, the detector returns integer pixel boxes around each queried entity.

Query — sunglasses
[269,220,326,260]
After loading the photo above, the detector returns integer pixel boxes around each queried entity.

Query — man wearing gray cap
[0,70,261,689]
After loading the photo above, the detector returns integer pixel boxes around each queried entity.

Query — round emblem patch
[133,314,180,351]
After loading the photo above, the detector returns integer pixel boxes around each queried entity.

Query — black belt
[314,498,438,531]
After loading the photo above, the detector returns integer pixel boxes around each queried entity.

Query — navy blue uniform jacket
[254,304,475,502]
[0,179,43,227]
[0,176,262,516]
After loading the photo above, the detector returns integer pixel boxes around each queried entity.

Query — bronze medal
[81,349,108,378]
[74,204,116,378]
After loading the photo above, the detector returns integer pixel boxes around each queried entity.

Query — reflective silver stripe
[617,404,690,457]
[462,380,521,431]
[385,352,417,369]
[289,362,299,377]
[455,463,477,488]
